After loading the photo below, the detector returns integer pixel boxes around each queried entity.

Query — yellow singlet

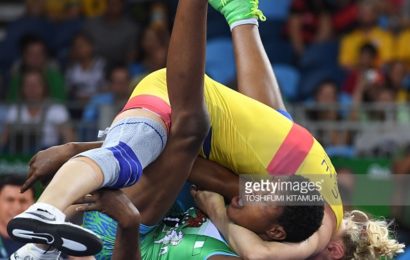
[123,69,343,229]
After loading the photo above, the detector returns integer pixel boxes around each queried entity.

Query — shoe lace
[249,0,266,21]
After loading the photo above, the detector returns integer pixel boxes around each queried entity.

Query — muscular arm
[75,190,141,260]
[112,224,141,260]
[122,0,211,226]
[207,201,335,259]
[232,25,286,111]
[166,0,208,118]
[188,157,239,201]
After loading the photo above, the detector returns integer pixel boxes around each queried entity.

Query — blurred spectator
[336,167,355,211]
[385,61,410,102]
[396,29,410,65]
[49,0,84,63]
[376,0,403,32]
[0,175,35,258]
[149,2,170,28]
[83,0,139,65]
[45,0,69,22]
[403,0,410,26]
[352,86,395,123]
[0,0,52,70]
[1,70,75,154]
[379,0,410,29]
[330,0,359,35]
[377,87,396,103]
[129,24,169,80]
[353,87,410,156]
[66,32,106,103]
[83,64,131,124]
[7,35,66,103]
[45,0,107,21]
[82,0,107,18]
[343,43,384,97]
[339,0,395,68]
[287,0,333,56]
[309,80,351,147]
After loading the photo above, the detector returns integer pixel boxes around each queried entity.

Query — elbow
[241,246,270,260]
[171,110,210,145]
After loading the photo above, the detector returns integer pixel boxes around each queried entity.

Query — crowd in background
[0,0,409,155]
[0,0,408,156]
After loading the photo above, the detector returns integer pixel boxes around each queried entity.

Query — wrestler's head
[310,210,405,260]
[227,175,324,243]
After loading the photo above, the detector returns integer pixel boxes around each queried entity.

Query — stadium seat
[299,66,346,99]
[206,37,236,85]
[259,0,292,20]
[300,40,340,69]
[264,39,295,65]
[272,64,300,101]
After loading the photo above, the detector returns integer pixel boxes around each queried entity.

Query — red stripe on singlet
[267,124,314,175]
[122,95,172,130]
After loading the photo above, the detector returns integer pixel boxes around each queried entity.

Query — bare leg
[232,24,286,111]
[37,158,103,210]
[208,0,286,110]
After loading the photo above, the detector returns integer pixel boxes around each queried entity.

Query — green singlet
[83,208,237,259]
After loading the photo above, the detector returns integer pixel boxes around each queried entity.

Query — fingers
[73,193,100,205]
[75,203,101,212]
[20,174,36,193]
[190,185,199,197]
[28,154,37,166]
[74,194,102,212]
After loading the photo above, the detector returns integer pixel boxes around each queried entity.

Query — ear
[266,225,286,241]
[327,240,345,259]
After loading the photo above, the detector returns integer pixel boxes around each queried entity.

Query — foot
[7,204,102,257]
[208,0,266,26]
[10,244,61,260]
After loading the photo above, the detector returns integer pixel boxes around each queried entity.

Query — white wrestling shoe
[10,244,61,260]
[7,203,102,257]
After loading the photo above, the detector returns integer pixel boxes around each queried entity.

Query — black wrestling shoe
[7,208,102,256]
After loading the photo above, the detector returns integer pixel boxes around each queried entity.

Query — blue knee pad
[106,141,142,188]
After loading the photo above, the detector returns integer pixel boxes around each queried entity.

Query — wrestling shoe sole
[7,217,102,256]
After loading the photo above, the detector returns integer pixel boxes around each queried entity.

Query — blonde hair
[342,210,405,260]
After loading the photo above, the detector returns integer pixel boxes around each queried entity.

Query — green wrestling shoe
[209,0,266,26]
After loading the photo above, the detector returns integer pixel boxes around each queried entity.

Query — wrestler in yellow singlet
[123,69,343,229]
